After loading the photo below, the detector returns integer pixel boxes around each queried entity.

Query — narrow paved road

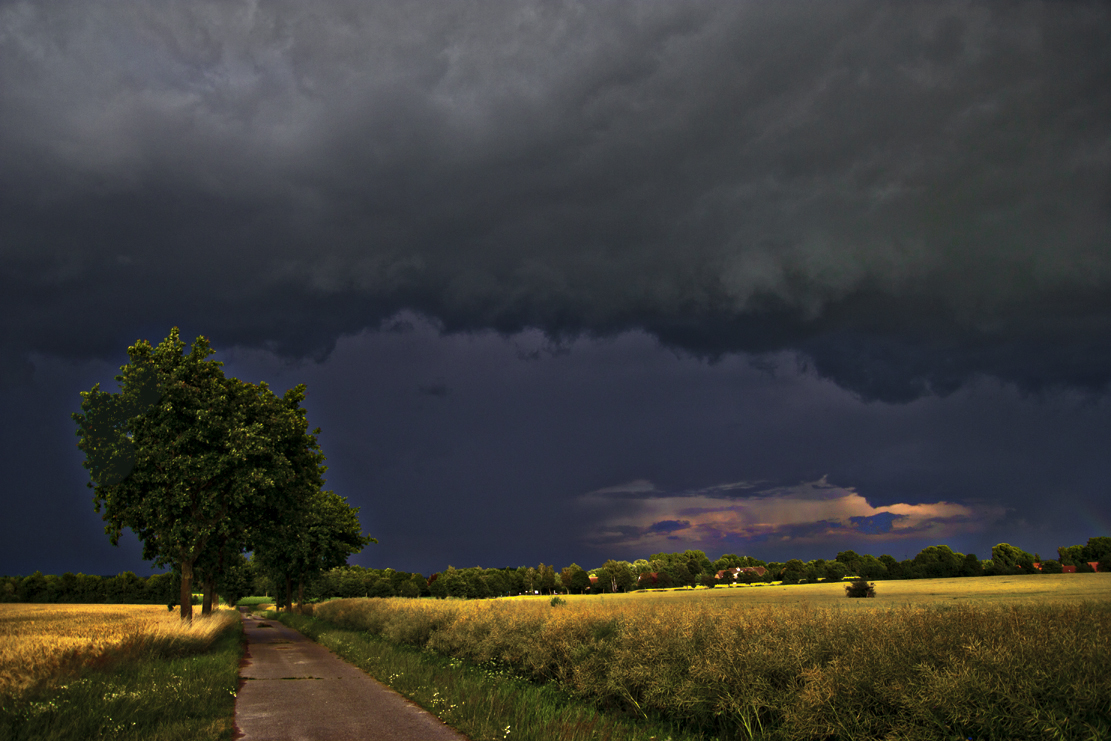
[234,611,468,741]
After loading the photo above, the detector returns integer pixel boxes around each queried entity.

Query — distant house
[1058,563,1102,573]
[637,572,659,586]
[587,574,599,586]
[1026,562,1101,573]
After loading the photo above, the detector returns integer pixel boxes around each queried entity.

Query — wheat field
[507,572,1111,608]
[0,604,237,699]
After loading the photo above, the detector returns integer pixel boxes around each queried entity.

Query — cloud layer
[2,1,1111,399]
[581,477,1008,553]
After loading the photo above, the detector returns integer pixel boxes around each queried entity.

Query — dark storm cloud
[648,519,690,534]
[3,1,1110,400]
[4,313,1108,577]
[850,512,904,535]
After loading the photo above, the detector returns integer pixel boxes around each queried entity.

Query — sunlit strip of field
[0,604,235,699]
[504,573,1111,608]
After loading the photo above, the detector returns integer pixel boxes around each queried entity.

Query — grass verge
[235,596,274,607]
[270,611,711,741]
[0,612,242,741]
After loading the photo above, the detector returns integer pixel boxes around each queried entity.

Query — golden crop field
[0,604,236,699]
[309,575,1111,740]
[507,572,1111,609]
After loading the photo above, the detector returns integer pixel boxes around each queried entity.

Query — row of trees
[425,554,750,599]
[1057,538,1111,568]
[593,541,1108,592]
[73,329,374,620]
[414,539,1110,600]
[0,563,422,606]
[6,537,1107,605]
[428,563,582,598]
[0,571,178,604]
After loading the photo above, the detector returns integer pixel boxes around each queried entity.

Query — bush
[550,596,567,607]
[1040,560,1064,574]
[845,577,876,598]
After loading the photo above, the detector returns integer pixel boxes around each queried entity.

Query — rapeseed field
[309,575,1111,740]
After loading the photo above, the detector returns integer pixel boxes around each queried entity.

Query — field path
[234,611,468,741]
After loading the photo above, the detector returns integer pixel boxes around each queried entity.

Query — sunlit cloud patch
[580,476,1006,551]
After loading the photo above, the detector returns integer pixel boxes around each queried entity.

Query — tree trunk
[285,575,293,613]
[211,536,224,613]
[297,577,304,614]
[180,560,194,622]
[202,575,214,616]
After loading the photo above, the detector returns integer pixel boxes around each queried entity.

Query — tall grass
[275,611,706,741]
[309,597,1111,740]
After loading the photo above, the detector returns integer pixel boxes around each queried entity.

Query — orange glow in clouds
[581,476,1007,550]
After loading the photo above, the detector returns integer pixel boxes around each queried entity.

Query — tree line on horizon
[6,536,1107,605]
[415,536,1111,599]
[70,328,374,620]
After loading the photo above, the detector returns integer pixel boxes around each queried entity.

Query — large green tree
[991,543,1034,574]
[597,560,635,593]
[1086,537,1111,562]
[561,563,590,594]
[912,545,964,579]
[254,488,373,611]
[536,563,558,595]
[74,329,315,620]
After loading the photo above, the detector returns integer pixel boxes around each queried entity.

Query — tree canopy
[253,488,374,610]
[73,328,368,619]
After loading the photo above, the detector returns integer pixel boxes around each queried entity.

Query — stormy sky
[3,0,1109,577]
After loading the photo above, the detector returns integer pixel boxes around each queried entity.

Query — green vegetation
[1059,536,1111,571]
[71,328,372,620]
[252,488,374,612]
[294,587,1111,740]
[0,571,178,604]
[260,538,1108,606]
[0,611,241,741]
[7,537,1107,610]
[270,611,706,741]
[843,576,875,597]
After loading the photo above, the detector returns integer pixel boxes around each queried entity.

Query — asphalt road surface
[234,611,469,741]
